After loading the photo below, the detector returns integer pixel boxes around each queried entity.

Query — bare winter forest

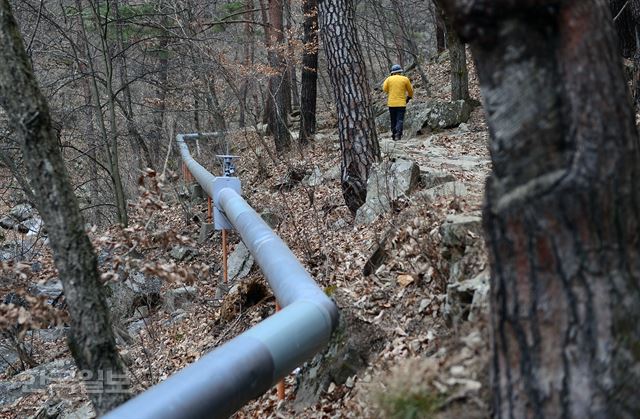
[1,0,640,418]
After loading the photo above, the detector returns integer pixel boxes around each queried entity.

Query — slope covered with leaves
[0,53,491,419]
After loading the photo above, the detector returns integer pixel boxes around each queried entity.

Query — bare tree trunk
[266,0,292,153]
[0,1,129,414]
[443,0,640,416]
[319,0,380,213]
[239,0,255,127]
[434,0,468,101]
[285,0,300,110]
[299,0,318,145]
[153,1,170,165]
[77,0,128,226]
[113,0,154,171]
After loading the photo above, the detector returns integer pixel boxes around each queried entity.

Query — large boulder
[355,159,421,224]
[105,272,162,323]
[0,359,74,405]
[376,100,472,140]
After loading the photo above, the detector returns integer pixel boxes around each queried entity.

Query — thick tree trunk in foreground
[299,0,319,145]
[445,0,640,417]
[0,0,129,414]
[318,0,380,213]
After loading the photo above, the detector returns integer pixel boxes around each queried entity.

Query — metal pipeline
[104,134,339,419]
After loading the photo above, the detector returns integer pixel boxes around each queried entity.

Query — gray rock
[376,100,472,140]
[420,170,456,189]
[9,204,35,222]
[355,159,421,224]
[418,298,431,314]
[164,286,197,312]
[294,310,386,410]
[324,165,341,181]
[0,340,30,374]
[33,328,68,343]
[0,359,74,405]
[440,213,483,248]
[379,139,410,160]
[413,181,468,202]
[163,310,188,327]
[0,216,20,231]
[127,319,146,336]
[105,272,162,322]
[445,269,490,323]
[32,398,72,419]
[331,218,348,231]
[198,223,215,244]
[170,245,198,262]
[30,280,64,301]
[227,242,254,281]
[60,402,94,419]
[303,166,324,187]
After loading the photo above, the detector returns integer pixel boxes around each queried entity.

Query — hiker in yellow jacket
[383,64,414,141]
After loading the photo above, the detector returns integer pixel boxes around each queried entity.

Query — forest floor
[0,55,493,418]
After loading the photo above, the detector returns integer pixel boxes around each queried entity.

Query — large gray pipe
[104,134,338,419]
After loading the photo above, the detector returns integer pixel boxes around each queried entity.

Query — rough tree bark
[318,0,380,213]
[0,0,129,414]
[443,0,640,416]
[299,0,319,145]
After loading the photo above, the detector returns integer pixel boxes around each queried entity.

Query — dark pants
[389,107,406,140]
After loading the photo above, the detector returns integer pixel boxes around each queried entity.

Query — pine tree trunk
[444,0,640,416]
[318,0,380,213]
[299,0,319,145]
[0,0,129,414]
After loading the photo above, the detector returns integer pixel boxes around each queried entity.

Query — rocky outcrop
[355,159,421,225]
[293,310,386,410]
[376,100,473,140]
[0,203,43,237]
[439,213,489,325]
[105,272,162,323]
[0,359,74,405]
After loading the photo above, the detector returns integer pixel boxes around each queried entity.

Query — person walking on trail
[383,64,414,141]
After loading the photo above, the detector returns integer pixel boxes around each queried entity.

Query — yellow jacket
[383,74,414,107]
